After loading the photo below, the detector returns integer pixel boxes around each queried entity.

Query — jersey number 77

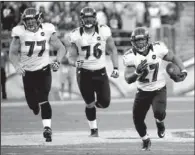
[25,40,46,57]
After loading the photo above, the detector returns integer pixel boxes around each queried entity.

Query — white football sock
[42,119,51,128]
[88,120,97,129]
[142,134,149,140]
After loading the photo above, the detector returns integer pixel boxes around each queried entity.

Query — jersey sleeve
[100,25,112,40]
[69,29,79,44]
[155,42,169,59]
[43,23,56,35]
[11,26,23,38]
[63,32,72,47]
[123,50,135,67]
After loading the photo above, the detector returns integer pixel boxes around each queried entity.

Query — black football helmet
[80,7,97,28]
[130,27,150,53]
[22,8,42,31]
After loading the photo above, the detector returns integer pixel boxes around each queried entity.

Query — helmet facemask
[132,37,149,53]
[80,7,97,29]
[81,16,96,28]
[130,27,150,53]
[24,17,39,32]
[22,8,42,32]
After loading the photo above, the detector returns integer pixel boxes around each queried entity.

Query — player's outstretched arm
[124,66,139,84]
[50,33,67,63]
[9,37,25,76]
[106,36,119,78]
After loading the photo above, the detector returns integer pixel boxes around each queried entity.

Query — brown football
[166,63,181,76]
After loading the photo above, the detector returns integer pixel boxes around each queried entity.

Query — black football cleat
[156,121,165,138]
[43,126,52,142]
[89,129,99,137]
[142,138,151,151]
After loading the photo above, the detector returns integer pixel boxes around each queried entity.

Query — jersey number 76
[81,43,102,59]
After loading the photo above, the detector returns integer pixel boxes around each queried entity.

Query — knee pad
[154,111,166,121]
[86,101,95,109]
[96,100,110,109]
[40,102,52,119]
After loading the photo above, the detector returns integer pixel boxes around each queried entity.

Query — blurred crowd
[0,1,187,100]
[1,1,182,32]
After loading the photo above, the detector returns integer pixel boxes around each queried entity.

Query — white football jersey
[123,42,169,91]
[11,23,56,71]
[69,24,112,70]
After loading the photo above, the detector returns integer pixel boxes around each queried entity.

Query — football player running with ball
[9,8,66,142]
[66,7,119,137]
[123,27,187,150]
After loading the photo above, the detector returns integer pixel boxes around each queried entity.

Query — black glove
[111,68,119,78]
[170,69,187,82]
[170,74,180,82]
[135,59,148,75]
[51,60,60,72]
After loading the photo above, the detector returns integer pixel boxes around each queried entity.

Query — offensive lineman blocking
[66,7,119,137]
[123,27,187,150]
[9,8,66,142]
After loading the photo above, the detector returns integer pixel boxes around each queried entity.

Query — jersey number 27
[139,63,159,83]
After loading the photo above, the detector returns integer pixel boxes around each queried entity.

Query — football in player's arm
[124,43,187,85]
[123,27,187,151]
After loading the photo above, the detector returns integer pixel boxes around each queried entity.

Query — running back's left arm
[106,36,119,69]
[50,33,67,62]
[163,50,185,71]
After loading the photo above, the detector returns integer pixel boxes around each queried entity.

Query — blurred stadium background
[1,1,194,100]
[1,2,194,155]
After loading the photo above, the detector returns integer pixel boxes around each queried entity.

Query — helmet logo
[41,32,45,36]
[152,55,156,59]
[97,36,101,40]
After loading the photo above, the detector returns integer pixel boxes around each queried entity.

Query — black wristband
[114,67,118,70]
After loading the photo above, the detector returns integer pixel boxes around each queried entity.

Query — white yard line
[1,97,194,107]
[68,109,194,116]
[1,129,194,146]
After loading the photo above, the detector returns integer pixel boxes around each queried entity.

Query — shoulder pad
[11,25,24,37]
[99,24,111,38]
[42,23,56,31]
[152,41,163,46]
[124,49,133,56]
[69,27,81,43]
[99,24,109,28]
[99,24,110,31]
[71,27,80,34]
[152,41,168,49]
